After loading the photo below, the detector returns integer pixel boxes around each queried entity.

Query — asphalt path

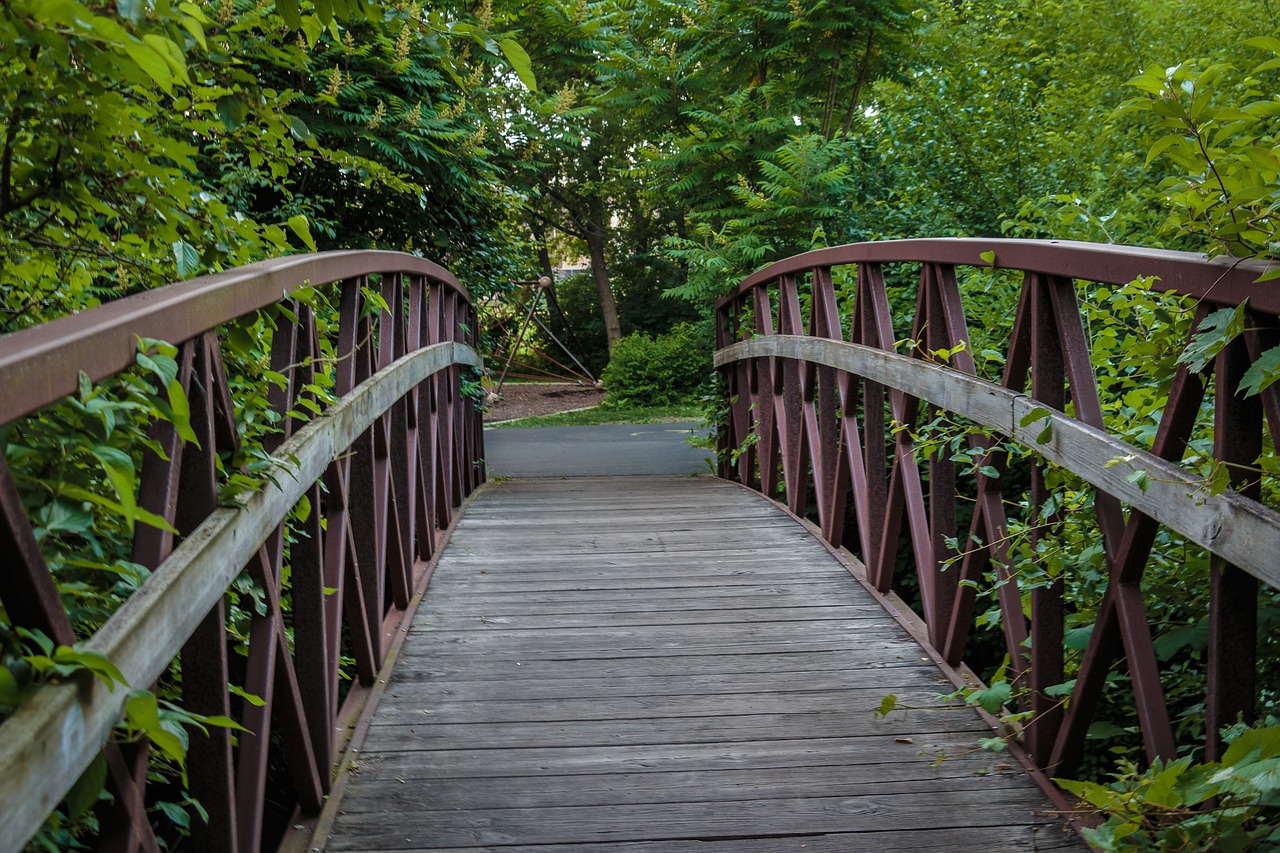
[482,422,713,477]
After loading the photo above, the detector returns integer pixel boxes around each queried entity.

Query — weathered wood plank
[320,476,1082,851]
[351,731,1018,780]
[368,686,979,725]
[326,792,1063,850]
[420,583,881,608]
[331,761,1042,814]
[415,604,894,630]
[339,825,1083,853]
[389,649,941,681]
[361,709,991,752]
[387,666,953,698]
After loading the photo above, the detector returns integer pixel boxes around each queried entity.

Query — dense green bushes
[599,322,712,406]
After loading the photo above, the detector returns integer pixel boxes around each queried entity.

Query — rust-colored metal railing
[714,238,1280,782]
[0,252,484,852]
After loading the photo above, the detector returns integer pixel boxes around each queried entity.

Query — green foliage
[1058,723,1280,852]
[664,134,857,302]
[600,322,712,406]
[1119,41,1280,269]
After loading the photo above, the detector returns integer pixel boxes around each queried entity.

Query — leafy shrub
[1058,723,1280,852]
[600,322,712,406]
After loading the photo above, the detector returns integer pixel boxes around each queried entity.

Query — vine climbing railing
[714,238,1280,785]
[0,252,484,852]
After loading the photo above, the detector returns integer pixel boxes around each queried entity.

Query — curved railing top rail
[726,238,1278,310]
[0,250,468,424]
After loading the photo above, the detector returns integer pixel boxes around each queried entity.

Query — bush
[600,322,712,406]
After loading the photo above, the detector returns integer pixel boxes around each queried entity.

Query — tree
[604,0,915,301]
[495,0,633,348]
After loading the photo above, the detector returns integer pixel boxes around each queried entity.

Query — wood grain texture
[321,476,1083,852]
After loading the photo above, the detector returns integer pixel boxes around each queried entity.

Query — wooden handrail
[714,238,1280,782]
[716,335,1280,588]
[0,252,485,853]
[0,251,467,424]
[730,238,1277,310]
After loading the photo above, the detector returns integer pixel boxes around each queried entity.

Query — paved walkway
[483,423,712,477]
[320,476,1083,852]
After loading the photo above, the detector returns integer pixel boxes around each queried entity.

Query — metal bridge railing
[0,252,484,852]
[714,238,1280,783]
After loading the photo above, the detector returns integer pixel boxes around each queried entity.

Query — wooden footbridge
[2,240,1279,852]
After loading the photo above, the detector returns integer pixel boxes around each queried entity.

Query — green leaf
[286,214,317,251]
[288,114,314,142]
[195,714,250,732]
[1144,133,1186,166]
[91,445,138,522]
[499,38,537,92]
[65,752,107,819]
[1125,469,1150,493]
[166,377,199,447]
[117,0,145,24]
[230,684,266,707]
[0,665,23,708]
[968,680,1013,714]
[978,736,1008,753]
[1064,625,1094,650]
[1240,344,1280,397]
[276,0,303,30]
[123,41,174,93]
[58,483,179,535]
[216,95,246,131]
[1244,36,1280,54]
[1222,725,1280,766]
[1019,406,1052,427]
[53,646,127,689]
[155,801,191,830]
[1180,304,1247,372]
[874,693,898,718]
[979,250,995,266]
[125,690,189,777]
[172,240,200,278]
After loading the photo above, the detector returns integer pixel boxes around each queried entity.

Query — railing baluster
[1206,329,1262,760]
[777,274,808,515]
[178,335,240,853]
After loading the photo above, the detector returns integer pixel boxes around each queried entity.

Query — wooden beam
[716,335,1280,591]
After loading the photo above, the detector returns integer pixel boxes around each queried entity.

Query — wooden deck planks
[321,476,1082,852]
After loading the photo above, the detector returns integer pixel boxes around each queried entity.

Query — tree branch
[840,29,875,137]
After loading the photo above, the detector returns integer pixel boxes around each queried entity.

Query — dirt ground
[482,382,606,423]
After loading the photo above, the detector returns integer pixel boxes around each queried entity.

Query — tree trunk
[584,227,622,350]
[531,219,554,279]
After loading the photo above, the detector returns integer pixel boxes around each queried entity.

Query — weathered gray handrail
[716,335,1280,588]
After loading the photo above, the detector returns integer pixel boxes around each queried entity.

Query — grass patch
[490,402,705,428]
